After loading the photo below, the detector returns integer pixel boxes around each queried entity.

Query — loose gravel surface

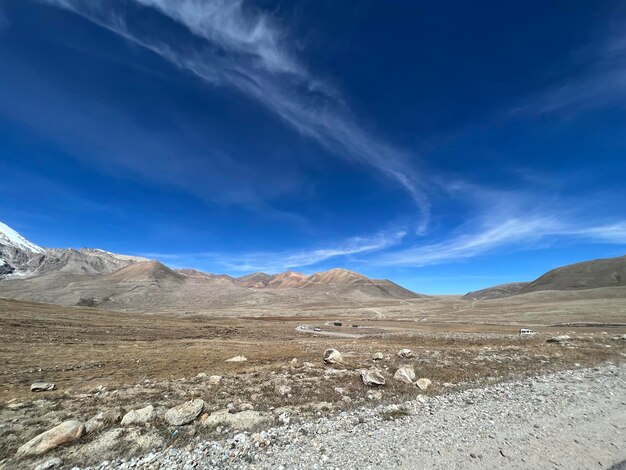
[83,363,626,470]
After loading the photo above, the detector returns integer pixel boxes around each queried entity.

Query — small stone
[17,420,85,457]
[416,378,432,391]
[226,355,248,362]
[121,405,156,426]
[85,408,122,433]
[165,399,205,426]
[208,375,222,385]
[393,365,416,384]
[366,390,383,400]
[196,372,207,378]
[323,349,343,364]
[547,335,571,344]
[397,349,413,358]
[202,410,271,431]
[275,384,292,396]
[34,457,63,470]
[372,352,384,361]
[31,383,55,392]
[360,368,385,386]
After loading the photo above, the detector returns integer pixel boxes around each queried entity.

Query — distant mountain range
[465,255,626,300]
[0,221,419,312]
[2,221,624,312]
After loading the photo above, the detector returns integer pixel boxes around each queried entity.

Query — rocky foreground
[57,363,624,470]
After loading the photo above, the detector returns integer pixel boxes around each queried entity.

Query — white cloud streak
[373,217,626,267]
[143,229,406,273]
[513,27,626,115]
[38,0,429,230]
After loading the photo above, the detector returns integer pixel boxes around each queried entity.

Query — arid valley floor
[1,290,625,469]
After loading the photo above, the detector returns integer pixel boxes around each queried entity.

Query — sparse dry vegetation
[0,295,624,467]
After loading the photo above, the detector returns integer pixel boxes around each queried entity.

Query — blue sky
[1,0,625,294]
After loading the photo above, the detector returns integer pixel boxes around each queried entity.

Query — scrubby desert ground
[1,291,625,469]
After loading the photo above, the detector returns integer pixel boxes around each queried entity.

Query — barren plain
[1,289,625,468]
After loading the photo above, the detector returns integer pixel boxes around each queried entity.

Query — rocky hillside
[519,255,625,293]
[231,268,418,299]
[0,222,146,279]
[0,221,47,277]
[464,282,529,300]
[0,222,420,311]
[465,255,626,299]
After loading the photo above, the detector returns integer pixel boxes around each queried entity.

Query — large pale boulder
[393,365,416,384]
[16,420,85,457]
[121,405,156,426]
[323,349,343,364]
[397,349,413,358]
[201,410,271,431]
[164,399,205,426]
[360,368,385,386]
[416,378,432,390]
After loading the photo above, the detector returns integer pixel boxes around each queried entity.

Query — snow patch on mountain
[0,222,46,254]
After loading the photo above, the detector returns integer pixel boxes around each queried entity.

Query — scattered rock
[397,349,413,358]
[372,352,384,361]
[76,428,163,460]
[360,368,386,386]
[547,335,571,344]
[201,410,271,431]
[366,390,383,400]
[85,408,122,434]
[226,355,248,362]
[34,457,63,470]
[164,399,205,426]
[232,432,248,447]
[393,365,416,384]
[416,378,432,391]
[323,349,343,364]
[16,420,85,457]
[275,385,292,396]
[195,372,207,379]
[208,375,222,385]
[121,405,156,426]
[7,402,29,410]
[30,383,56,392]
[311,401,334,412]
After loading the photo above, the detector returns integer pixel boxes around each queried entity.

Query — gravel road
[86,364,625,470]
[295,325,365,339]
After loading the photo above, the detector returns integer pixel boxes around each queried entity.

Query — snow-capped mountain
[0,221,46,254]
[0,221,146,278]
[0,222,47,277]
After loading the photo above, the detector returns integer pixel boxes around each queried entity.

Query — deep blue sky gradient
[1,0,625,293]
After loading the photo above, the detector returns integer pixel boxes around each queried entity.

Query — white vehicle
[519,328,536,336]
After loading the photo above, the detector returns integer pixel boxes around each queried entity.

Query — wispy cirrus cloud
[143,229,406,273]
[0,6,9,33]
[372,217,626,267]
[38,0,429,230]
[512,27,626,115]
